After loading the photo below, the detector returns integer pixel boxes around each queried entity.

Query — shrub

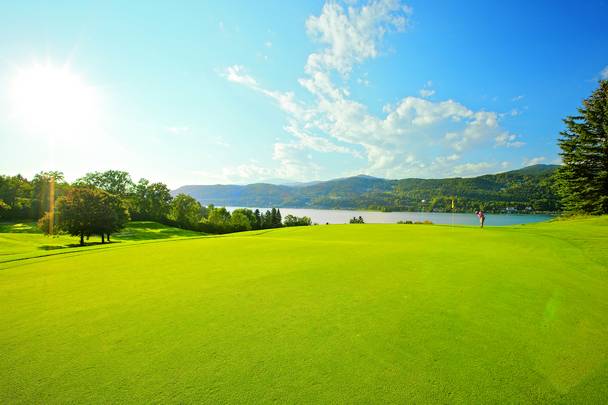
[283,214,312,227]
[349,216,365,224]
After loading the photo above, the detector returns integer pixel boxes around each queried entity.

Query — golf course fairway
[1,217,607,403]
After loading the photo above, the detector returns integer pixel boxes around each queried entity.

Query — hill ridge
[173,164,560,213]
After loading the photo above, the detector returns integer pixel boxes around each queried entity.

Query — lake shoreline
[226,207,554,226]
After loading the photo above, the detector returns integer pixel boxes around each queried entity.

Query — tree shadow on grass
[38,245,69,251]
[37,241,123,251]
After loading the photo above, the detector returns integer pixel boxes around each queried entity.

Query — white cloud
[305,0,410,75]
[453,162,496,177]
[193,163,275,184]
[265,41,273,48]
[357,73,370,86]
[495,132,525,148]
[220,0,523,180]
[284,123,361,157]
[434,154,460,165]
[512,95,524,102]
[523,156,545,166]
[419,80,434,98]
[166,126,190,135]
[223,163,274,180]
[223,65,258,87]
[601,66,608,80]
[509,108,521,116]
[272,143,323,180]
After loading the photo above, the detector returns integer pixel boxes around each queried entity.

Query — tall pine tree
[555,80,608,214]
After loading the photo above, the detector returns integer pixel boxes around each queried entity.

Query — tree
[270,208,282,228]
[232,208,256,228]
[262,210,273,229]
[0,199,9,217]
[30,171,66,219]
[230,211,252,232]
[283,214,312,227]
[0,174,32,219]
[37,210,58,235]
[75,170,134,197]
[555,80,608,214]
[131,179,172,221]
[96,192,130,242]
[208,206,231,224]
[349,216,365,224]
[253,209,262,230]
[169,194,202,230]
[200,206,233,234]
[55,187,114,245]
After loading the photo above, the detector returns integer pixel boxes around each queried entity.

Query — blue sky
[1,0,607,187]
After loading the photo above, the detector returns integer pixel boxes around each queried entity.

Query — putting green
[1,218,607,403]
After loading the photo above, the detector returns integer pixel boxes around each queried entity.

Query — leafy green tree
[55,187,108,245]
[75,170,134,197]
[0,199,9,217]
[555,80,608,214]
[0,175,32,219]
[208,206,231,224]
[169,194,202,230]
[131,178,173,221]
[30,171,66,219]
[199,206,233,234]
[232,208,256,227]
[230,211,252,232]
[283,214,312,227]
[37,211,58,235]
[349,216,365,224]
[199,204,209,219]
[96,192,130,242]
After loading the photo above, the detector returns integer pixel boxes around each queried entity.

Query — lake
[227,207,553,226]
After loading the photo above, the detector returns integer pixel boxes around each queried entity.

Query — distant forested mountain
[173,164,560,213]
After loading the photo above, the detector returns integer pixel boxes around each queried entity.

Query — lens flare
[9,62,101,139]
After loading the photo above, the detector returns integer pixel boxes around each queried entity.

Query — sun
[9,62,101,139]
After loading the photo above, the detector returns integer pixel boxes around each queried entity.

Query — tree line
[0,170,312,245]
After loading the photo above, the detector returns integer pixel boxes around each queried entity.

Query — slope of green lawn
[1,217,607,403]
[0,221,205,263]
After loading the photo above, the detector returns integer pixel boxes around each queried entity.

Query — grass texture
[1,217,607,403]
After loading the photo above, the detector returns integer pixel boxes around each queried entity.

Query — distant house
[505,207,517,213]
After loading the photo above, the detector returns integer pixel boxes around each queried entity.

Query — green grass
[1,218,607,403]
[0,221,205,263]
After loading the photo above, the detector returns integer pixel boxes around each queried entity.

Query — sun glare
[9,63,101,139]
